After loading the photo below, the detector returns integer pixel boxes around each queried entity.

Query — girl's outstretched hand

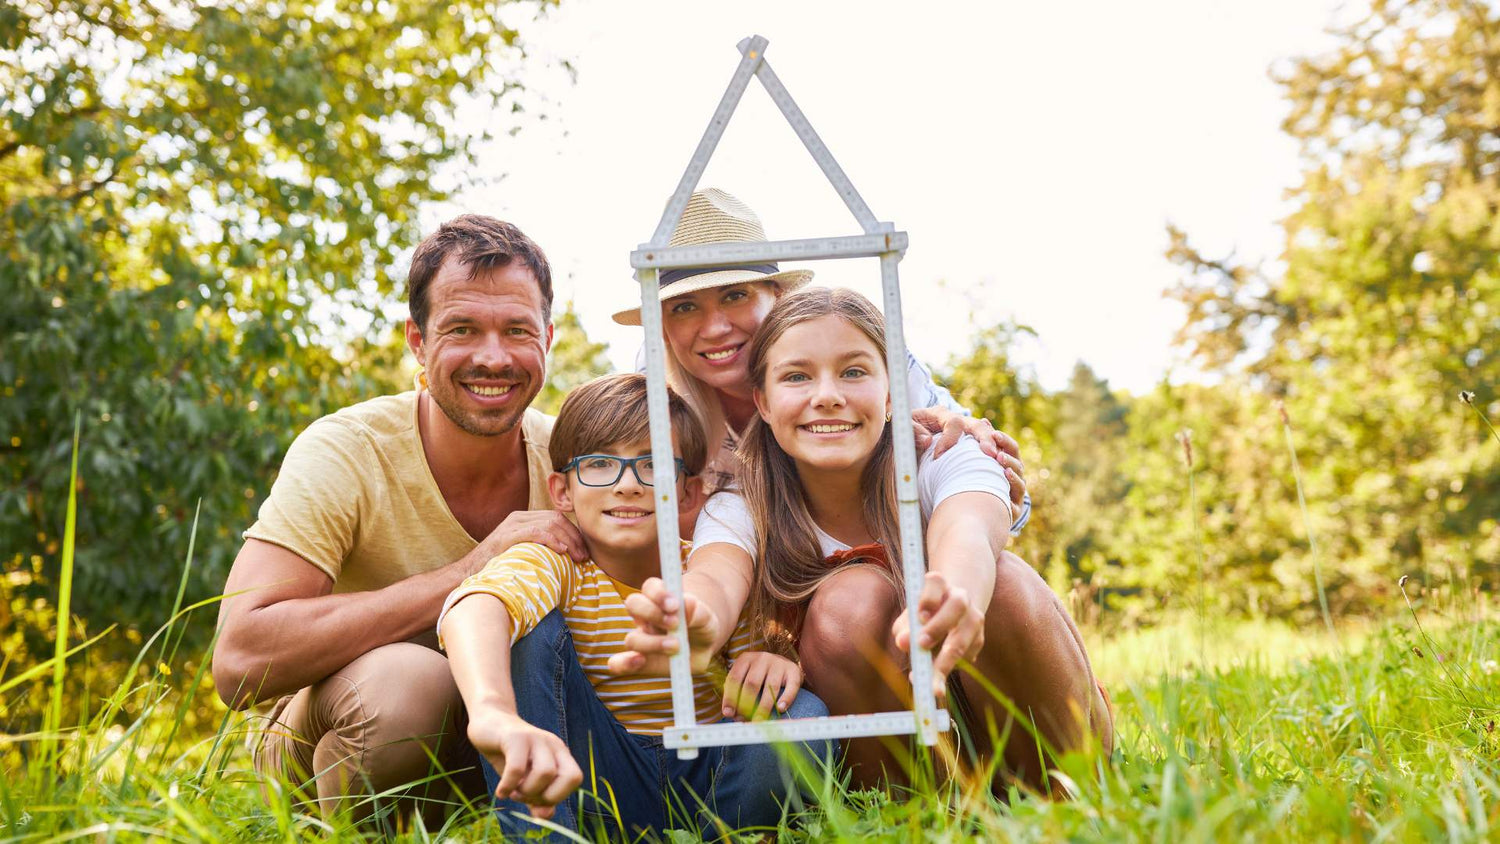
[891,571,985,700]
[723,651,803,721]
[607,577,720,676]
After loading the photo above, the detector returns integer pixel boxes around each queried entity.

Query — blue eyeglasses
[561,454,688,488]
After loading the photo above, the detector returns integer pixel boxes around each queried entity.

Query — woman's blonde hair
[735,287,904,654]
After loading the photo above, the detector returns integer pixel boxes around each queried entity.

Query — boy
[439,373,828,839]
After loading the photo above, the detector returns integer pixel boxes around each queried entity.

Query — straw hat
[612,188,814,326]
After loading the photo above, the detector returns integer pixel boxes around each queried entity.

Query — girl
[610,287,1112,793]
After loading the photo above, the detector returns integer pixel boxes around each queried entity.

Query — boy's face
[547,435,703,560]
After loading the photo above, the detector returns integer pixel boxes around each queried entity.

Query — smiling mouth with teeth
[804,423,857,433]
[699,345,741,361]
[464,384,514,397]
[605,509,651,518]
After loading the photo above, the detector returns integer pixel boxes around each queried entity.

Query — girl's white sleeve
[917,436,1015,521]
[691,491,757,556]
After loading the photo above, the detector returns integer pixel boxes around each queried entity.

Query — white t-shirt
[692,436,1013,557]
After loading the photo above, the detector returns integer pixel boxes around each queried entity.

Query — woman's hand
[910,407,1027,510]
[607,577,721,676]
[891,571,985,700]
[466,707,583,819]
[723,651,803,721]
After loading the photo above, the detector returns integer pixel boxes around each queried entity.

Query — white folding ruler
[632,34,948,759]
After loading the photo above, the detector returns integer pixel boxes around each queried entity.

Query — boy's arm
[440,594,582,818]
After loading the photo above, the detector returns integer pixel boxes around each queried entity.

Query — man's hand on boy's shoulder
[467,510,589,577]
[723,651,802,722]
[467,707,583,819]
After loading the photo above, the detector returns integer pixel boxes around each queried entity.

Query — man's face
[406,258,552,437]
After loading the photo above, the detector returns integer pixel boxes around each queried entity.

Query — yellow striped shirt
[440,542,757,735]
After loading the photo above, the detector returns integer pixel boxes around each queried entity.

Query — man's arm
[212,510,586,710]
[213,539,475,709]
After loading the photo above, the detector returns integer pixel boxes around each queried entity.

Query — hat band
[659,263,779,287]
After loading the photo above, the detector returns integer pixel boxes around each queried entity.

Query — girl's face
[754,314,890,474]
[662,282,779,396]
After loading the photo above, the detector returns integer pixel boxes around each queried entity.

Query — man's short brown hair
[550,374,707,477]
[407,214,553,331]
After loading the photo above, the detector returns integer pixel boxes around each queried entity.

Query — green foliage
[534,300,613,416]
[942,0,1499,622]
[0,0,555,627]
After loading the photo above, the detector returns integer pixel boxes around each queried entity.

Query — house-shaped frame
[631,35,949,758]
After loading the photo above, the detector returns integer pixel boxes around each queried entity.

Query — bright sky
[437,0,1362,394]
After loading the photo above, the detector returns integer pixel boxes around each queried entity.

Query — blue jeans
[481,610,832,840]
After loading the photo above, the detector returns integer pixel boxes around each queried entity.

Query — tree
[1166,0,1500,611]
[1044,363,1130,594]
[940,321,1056,570]
[1,0,557,628]
[533,300,613,415]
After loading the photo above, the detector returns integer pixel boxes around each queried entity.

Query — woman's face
[662,282,778,396]
[754,314,890,474]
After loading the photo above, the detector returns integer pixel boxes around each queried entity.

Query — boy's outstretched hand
[467,707,584,820]
[723,651,802,721]
[607,577,720,676]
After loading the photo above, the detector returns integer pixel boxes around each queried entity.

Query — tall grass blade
[159,500,202,670]
[1277,402,1336,641]
[1177,430,1207,663]
[1459,391,1500,447]
[40,413,82,783]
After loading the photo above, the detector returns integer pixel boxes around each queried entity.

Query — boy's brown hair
[549,373,708,476]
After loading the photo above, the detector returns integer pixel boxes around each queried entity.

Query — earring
[885,409,892,422]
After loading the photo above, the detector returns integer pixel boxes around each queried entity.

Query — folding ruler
[631,34,948,759]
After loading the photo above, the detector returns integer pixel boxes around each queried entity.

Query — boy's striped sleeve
[437,542,577,647]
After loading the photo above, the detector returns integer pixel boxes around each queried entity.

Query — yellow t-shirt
[243,391,555,594]
[439,542,757,735]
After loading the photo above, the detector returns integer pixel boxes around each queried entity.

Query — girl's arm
[893,490,1012,696]
[608,542,754,675]
[926,490,1010,607]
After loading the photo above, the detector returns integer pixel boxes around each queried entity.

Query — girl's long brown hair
[736,287,904,654]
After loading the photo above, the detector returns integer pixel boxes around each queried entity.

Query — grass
[5,584,1499,841]
[5,433,1500,842]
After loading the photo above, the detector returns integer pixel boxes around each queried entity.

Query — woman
[612,188,1029,509]
[612,287,1112,793]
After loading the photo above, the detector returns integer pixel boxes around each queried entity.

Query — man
[212,215,587,822]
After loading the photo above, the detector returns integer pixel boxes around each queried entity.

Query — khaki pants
[252,641,487,823]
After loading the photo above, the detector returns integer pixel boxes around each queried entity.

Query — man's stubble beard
[427,372,540,438]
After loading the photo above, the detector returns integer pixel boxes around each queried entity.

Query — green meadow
[3,443,1497,842]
